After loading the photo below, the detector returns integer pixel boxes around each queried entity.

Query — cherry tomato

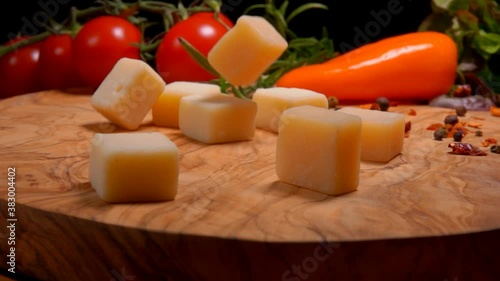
[155,12,233,83]
[37,34,84,90]
[0,37,42,99]
[73,16,141,89]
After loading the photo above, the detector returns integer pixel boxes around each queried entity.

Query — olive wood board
[0,90,499,280]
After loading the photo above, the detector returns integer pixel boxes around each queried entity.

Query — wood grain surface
[0,90,499,281]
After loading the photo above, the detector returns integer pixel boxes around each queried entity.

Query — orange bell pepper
[275,31,458,104]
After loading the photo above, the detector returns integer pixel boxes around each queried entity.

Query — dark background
[0,0,432,52]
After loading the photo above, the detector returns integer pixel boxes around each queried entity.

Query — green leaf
[418,13,453,32]
[286,3,328,23]
[178,37,220,77]
[477,30,500,54]
[456,10,479,32]
[288,37,319,49]
[279,0,289,15]
[432,0,469,14]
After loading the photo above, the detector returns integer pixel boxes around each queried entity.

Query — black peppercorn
[491,145,500,154]
[453,131,463,142]
[375,97,390,111]
[444,115,459,126]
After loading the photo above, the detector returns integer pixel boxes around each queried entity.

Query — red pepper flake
[448,142,487,156]
[360,103,380,110]
[404,121,411,138]
[427,123,443,131]
[481,138,498,147]
[467,121,482,128]
[448,123,470,138]
[408,108,416,116]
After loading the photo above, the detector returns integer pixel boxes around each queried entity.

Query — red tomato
[0,38,42,98]
[37,34,84,90]
[73,16,141,89]
[155,12,233,83]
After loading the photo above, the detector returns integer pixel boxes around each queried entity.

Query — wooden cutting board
[1,90,499,281]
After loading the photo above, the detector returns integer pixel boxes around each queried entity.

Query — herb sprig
[181,0,336,99]
[418,0,500,98]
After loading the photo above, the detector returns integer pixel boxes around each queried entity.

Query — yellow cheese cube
[89,132,179,203]
[252,87,329,133]
[207,15,288,86]
[91,58,165,130]
[179,94,257,144]
[276,105,362,196]
[337,107,405,162]
[152,81,221,128]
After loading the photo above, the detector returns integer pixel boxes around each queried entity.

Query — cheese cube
[91,58,165,130]
[152,81,221,128]
[89,132,179,203]
[276,105,361,196]
[337,107,405,162]
[252,87,329,133]
[207,15,288,86]
[179,94,257,144]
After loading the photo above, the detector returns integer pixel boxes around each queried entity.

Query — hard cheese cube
[152,81,221,128]
[253,87,329,133]
[179,93,257,144]
[207,15,288,86]
[91,58,165,130]
[89,132,179,203]
[276,105,362,196]
[337,107,405,162]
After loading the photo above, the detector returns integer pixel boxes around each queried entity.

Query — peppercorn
[455,105,467,116]
[444,115,459,126]
[475,130,483,137]
[433,127,447,141]
[375,97,390,111]
[491,145,500,154]
[328,96,339,109]
[453,131,463,142]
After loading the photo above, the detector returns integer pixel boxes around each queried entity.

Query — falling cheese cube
[179,93,257,144]
[252,87,329,133]
[89,132,179,203]
[91,58,166,130]
[276,105,362,196]
[337,107,405,162]
[207,15,288,86]
[152,81,221,128]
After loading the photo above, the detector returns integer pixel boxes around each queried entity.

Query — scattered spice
[328,96,339,109]
[433,127,448,141]
[404,121,411,138]
[408,108,416,116]
[448,122,469,138]
[455,105,467,116]
[444,115,459,126]
[475,130,483,137]
[453,131,464,142]
[375,97,390,111]
[491,145,500,154]
[481,138,498,147]
[359,103,380,110]
[467,121,482,129]
[448,143,487,156]
[427,123,443,131]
